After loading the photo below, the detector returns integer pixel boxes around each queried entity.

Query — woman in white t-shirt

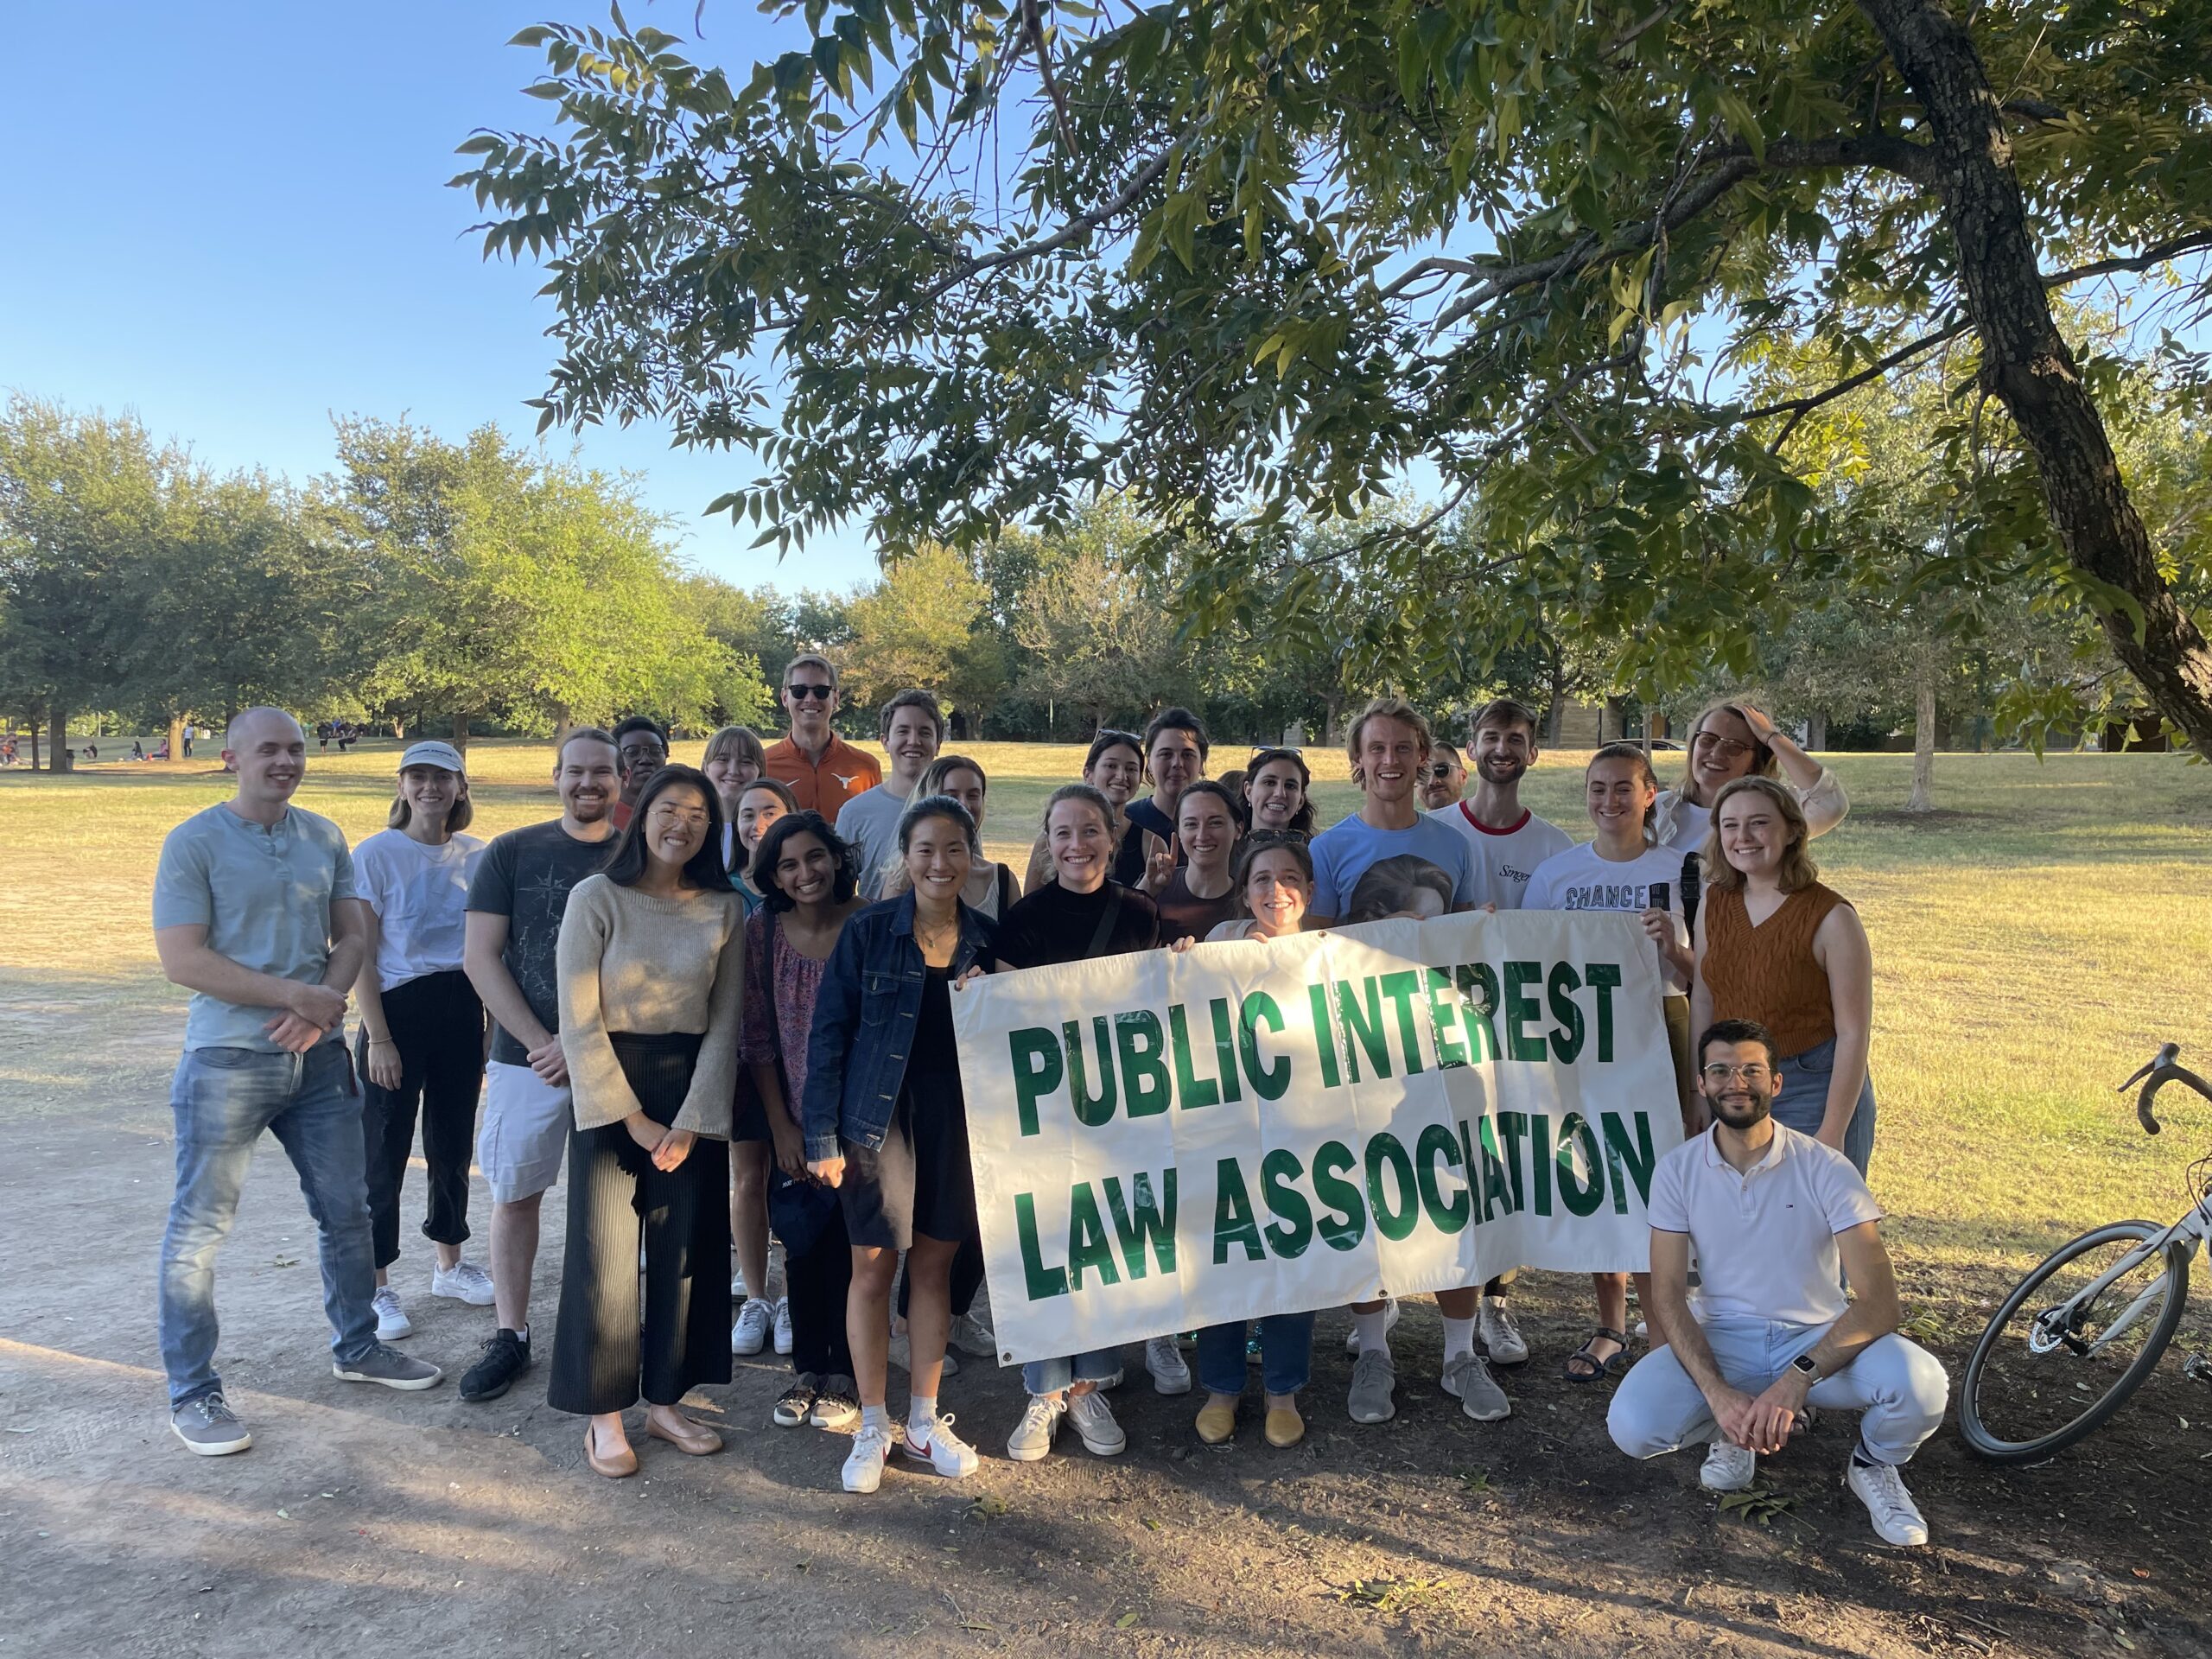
[351,741,491,1340]
[1522,741,1697,1385]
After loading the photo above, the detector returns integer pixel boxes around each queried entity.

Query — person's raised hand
[288,981,347,1032]
[652,1128,696,1172]
[1144,835,1179,895]
[808,1154,846,1190]
[264,1011,326,1053]
[1736,703,1777,742]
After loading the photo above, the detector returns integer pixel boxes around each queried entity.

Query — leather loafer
[1195,1396,1237,1445]
[585,1424,638,1478]
[1264,1404,1305,1449]
[646,1414,723,1456]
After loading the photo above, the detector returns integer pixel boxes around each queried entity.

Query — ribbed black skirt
[548,1033,733,1415]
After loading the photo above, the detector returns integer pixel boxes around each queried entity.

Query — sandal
[1562,1326,1631,1383]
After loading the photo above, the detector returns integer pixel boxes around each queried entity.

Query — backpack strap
[1084,882,1125,959]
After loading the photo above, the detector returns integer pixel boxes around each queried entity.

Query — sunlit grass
[4,740,2208,1284]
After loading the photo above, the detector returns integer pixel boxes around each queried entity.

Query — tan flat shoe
[1195,1395,1237,1445]
[646,1414,723,1456]
[1264,1404,1305,1448]
[585,1423,638,1478]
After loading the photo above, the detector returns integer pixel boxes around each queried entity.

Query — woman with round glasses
[1652,702,1847,852]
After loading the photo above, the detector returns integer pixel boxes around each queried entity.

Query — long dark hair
[599,766,735,892]
[1243,746,1315,834]
[1230,830,1314,920]
[751,810,861,912]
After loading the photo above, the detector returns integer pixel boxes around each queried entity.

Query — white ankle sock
[1441,1315,1477,1368]
[861,1403,890,1433]
[1352,1307,1392,1359]
[908,1394,938,1437]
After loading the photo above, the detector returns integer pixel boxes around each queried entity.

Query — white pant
[477,1060,571,1203]
[1608,1315,1948,1467]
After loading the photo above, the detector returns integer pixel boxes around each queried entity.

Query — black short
[729,1068,772,1144]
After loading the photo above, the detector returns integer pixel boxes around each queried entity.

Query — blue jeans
[1197,1313,1315,1398]
[1023,1349,1122,1395]
[1770,1035,1877,1176]
[158,1042,379,1408]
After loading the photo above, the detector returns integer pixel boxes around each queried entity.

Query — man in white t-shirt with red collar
[1433,698,1573,912]
[1424,697,1573,1367]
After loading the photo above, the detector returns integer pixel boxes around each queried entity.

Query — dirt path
[2,972,2207,1657]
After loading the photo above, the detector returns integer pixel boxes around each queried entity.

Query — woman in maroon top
[1145,779,1244,944]
[740,811,866,1431]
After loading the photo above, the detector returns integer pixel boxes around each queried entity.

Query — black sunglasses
[785,683,835,700]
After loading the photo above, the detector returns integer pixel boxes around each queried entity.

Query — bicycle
[1959,1043,2212,1462]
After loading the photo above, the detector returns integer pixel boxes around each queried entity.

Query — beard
[1476,752,1527,785]
[1708,1090,1774,1130]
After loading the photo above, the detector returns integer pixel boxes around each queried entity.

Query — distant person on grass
[455,727,620,1402]
[765,653,881,819]
[350,741,493,1344]
[153,708,442,1457]
[835,689,944,901]
[1608,1019,1945,1548]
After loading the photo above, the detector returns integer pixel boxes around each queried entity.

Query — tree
[0,397,171,770]
[840,541,990,719]
[460,0,2212,750]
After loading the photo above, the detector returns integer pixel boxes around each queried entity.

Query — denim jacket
[801,890,998,1162]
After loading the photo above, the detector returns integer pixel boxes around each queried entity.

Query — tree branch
[2044,229,2212,289]
[1739,313,1973,449]
[914,149,1172,306]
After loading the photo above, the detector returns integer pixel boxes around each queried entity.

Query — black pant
[895,1230,985,1322]
[785,1205,855,1377]
[549,1033,733,1415]
[358,969,483,1271]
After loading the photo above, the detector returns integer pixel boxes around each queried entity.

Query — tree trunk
[168,713,186,761]
[1905,654,1937,812]
[1545,640,1567,747]
[29,715,41,772]
[1807,710,1828,752]
[450,710,471,747]
[48,702,73,773]
[1858,0,2212,755]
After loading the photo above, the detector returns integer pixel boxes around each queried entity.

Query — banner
[952,909,1683,1365]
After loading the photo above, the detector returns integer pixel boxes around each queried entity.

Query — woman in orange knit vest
[1690,776,1877,1176]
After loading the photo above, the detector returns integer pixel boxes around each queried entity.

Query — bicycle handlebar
[2122,1042,2212,1135]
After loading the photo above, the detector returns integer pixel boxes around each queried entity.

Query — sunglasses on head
[785,683,835,700]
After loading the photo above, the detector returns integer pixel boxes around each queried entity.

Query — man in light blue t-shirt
[835,689,944,900]
[151,708,442,1457]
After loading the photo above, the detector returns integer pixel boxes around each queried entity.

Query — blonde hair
[388,775,474,833]
[1700,776,1820,893]
[1344,696,1433,769]
[703,725,766,774]
[1679,701,1777,805]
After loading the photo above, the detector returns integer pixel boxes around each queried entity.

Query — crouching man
[1607,1018,1947,1546]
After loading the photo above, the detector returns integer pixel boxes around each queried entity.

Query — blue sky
[0,1,880,594]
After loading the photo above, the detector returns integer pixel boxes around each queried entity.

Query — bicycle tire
[1959,1219,2190,1463]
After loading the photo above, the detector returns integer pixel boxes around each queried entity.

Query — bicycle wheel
[1960,1220,2190,1463]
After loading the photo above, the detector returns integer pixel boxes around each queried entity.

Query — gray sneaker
[949,1312,998,1358]
[1347,1348,1397,1423]
[334,1343,444,1390]
[1441,1352,1511,1422]
[172,1393,252,1456]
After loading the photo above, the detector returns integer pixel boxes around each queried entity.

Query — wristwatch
[1789,1353,1819,1378]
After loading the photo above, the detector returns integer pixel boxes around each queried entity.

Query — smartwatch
[1789,1353,1818,1378]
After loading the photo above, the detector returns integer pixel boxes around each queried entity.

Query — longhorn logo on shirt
[833,772,862,791]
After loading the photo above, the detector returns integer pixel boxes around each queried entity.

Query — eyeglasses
[1692,732,1756,760]
[650,805,710,828]
[785,683,835,701]
[1701,1064,1771,1084]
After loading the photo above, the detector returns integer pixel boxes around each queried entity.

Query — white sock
[1352,1307,1392,1360]
[861,1403,890,1434]
[1441,1315,1477,1369]
[908,1393,938,1437]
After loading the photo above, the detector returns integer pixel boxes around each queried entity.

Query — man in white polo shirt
[1609,1018,1947,1546]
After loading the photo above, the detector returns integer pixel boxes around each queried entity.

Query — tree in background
[842,541,993,727]
[460,0,2212,751]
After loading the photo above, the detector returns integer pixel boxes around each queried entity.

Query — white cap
[398,741,466,773]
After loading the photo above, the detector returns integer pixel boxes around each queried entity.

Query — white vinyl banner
[952,909,1683,1365]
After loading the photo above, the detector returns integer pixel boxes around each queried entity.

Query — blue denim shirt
[801,890,998,1161]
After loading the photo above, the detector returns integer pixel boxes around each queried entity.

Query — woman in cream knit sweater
[552,764,746,1478]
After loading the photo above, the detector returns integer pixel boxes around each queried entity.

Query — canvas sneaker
[774,1374,820,1428]
[1441,1351,1511,1422]
[731,1298,773,1356]
[1344,1297,1401,1356]
[842,1421,897,1493]
[950,1312,998,1358]
[372,1287,414,1342]
[1067,1389,1128,1456]
[171,1393,251,1457]
[1006,1394,1066,1462]
[1846,1457,1930,1546]
[1477,1297,1529,1366]
[772,1298,794,1357]
[899,1411,980,1478]
[1145,1335,1192,1395]
[1700,1440,1757,1492]
[1347,1349,1398,1423]
[431,1260,497,1306]
[459,1329,531,1402]
[810,1377,860,1431]
[334,1343,443,1390]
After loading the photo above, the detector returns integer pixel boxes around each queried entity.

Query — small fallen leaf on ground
[1116,1611,1140,1628]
